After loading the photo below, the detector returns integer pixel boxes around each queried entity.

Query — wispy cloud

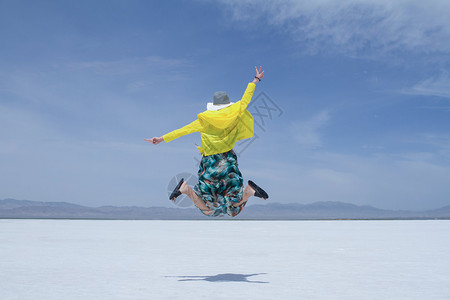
[67,55,190,75]
[405,72,450,99]
[217,0,450,57]
[421,133,450,149]
[66,55,192,93]
[407,133,450,159]
[0,53,192,112]
[290,110,330,149]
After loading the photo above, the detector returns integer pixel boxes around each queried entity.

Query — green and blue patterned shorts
[194,150,246,217]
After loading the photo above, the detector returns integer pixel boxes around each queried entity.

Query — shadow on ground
[165,273,268,283]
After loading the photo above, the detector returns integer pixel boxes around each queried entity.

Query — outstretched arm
[145,119,202,145]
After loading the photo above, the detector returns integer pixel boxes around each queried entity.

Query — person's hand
[253,66,264,83]
[145,136,164,145]
[255,66,264,80]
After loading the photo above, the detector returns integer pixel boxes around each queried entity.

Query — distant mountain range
[1,198,449,220]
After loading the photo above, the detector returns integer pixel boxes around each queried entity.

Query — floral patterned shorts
[194,150,246,217]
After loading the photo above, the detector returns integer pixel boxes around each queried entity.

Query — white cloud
[67,55,189,75]
[422,133,450,149]
[406,72,450,99]
[291,110,330,149]
[409,133,450,159]
[217,0,450,56]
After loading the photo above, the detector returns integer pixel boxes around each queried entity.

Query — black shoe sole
[169,178,184,201]
[248,180,269,199]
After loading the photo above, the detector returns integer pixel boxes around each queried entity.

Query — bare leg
[232,184,257,207]
[179,181,213,214]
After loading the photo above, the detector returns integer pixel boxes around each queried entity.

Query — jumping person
[146,66,269,217]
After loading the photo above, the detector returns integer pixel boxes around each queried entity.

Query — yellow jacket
[163,83,256,156]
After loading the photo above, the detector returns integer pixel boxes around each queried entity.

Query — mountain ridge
[1,198,449,220]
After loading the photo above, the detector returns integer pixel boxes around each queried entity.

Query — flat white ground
[1,220,449,300]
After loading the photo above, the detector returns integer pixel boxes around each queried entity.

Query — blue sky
[1,0,449,210]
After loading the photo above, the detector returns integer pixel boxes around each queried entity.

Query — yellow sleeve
[239,83,256,111]
[163,119,202,143]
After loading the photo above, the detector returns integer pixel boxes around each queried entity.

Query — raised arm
[240,66,265,110]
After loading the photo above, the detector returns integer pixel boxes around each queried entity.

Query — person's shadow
[166,273,268,283]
